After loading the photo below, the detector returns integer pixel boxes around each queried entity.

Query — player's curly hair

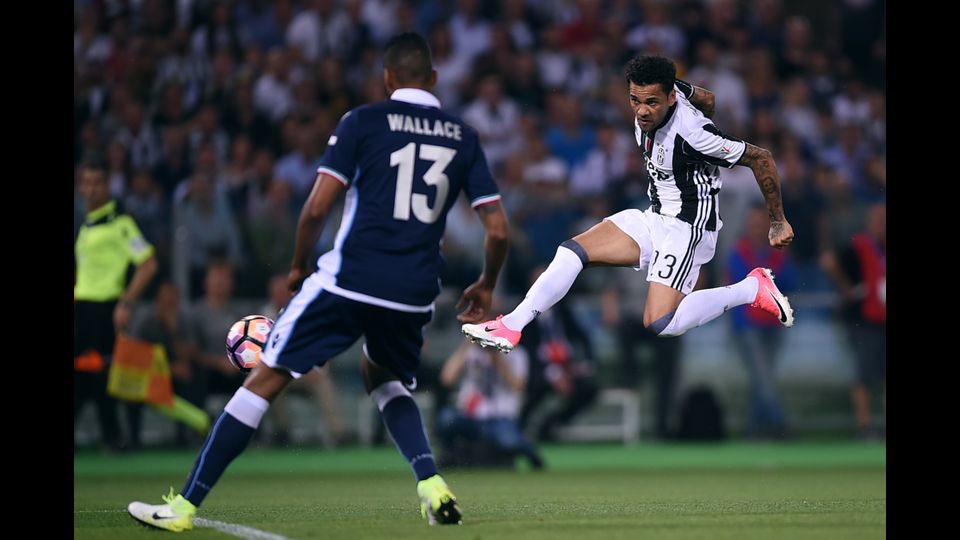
[624,55,676,95]
[384,32,433,85]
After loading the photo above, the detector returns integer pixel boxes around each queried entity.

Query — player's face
[79,168,110,209]
[629,82,676,133]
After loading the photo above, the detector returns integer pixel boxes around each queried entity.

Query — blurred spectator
[569,122,631,197]
[187,261,246,405]
[153,25,211,112]
[626,1,685,60]
[821,203,886,439]
[438,341,544,469]
[128,282,201,447]
[235,0,292,50]
[124,168,169,261]
[448,0,492,64]
[601,267,681,440]
[462,73,522,172]
[686,38,749,133]
[172,171,242,300]
[273,125,321,201]
[819,123,873,200]
[727,206,797,440]
[106,137,131,198]
[189,102,231,166]
[544,92,595,170]
[115,102,162,170]
[254,48,294,122]
[191,0,244,61]
[286,0,352,64]
[248,179,296,284]
[153,125,191,200]
[221,82,267,142]
[519,268,598,443]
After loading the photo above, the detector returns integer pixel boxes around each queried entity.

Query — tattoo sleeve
[690,87,716,119]
[737,143,786,221]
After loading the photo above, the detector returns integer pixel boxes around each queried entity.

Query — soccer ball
[225,315,275,372]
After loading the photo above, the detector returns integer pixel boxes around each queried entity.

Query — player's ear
[428,69,438,88]
[668,87,677,106]
[383,68,394,93]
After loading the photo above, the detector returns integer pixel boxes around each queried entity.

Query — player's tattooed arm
[690,86,715,119]
[737,143,794,248]
[677,79,715,118]
[738,143,784,220]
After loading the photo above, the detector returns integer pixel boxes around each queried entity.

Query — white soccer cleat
[127,488,196,532]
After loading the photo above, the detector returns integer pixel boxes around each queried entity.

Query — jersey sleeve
[464,138,501,209]
[117,215,155,265]
[680,117,746,168]
[317,109,362,186]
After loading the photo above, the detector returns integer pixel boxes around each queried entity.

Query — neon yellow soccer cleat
[127,488,197,532]
[417,474,462,525]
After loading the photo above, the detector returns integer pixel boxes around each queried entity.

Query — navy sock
[381,396,438,481]
[180,412,256,507]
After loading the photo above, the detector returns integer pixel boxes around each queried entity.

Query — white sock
[223,387,271,428]
[501,246,584,331]
[659,276,759,336]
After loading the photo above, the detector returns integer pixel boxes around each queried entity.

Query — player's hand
[287,267,309,293]
[769,220,794,249]
[455,280,493,323]
[113,301,132,332]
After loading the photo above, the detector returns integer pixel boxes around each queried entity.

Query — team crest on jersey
[657,144,665,166]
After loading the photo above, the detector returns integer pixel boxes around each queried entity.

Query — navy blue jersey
[314,89,500,311]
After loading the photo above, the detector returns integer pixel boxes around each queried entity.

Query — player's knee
[559,239,589,267]
[645,310,677,336]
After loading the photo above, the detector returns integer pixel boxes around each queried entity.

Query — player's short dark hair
[79,157,107,176]
[383,32,433,85]
[624,55,676,95]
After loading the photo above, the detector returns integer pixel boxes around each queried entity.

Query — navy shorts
[261,275,433,389]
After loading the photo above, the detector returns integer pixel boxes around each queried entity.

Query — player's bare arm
[737,143,794,249]
[456,201,509,323]
[676,79,715,118]
[689,86,715,118]
[288,173,346,292]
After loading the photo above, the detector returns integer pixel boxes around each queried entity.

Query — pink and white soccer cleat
[461,315,522,353]
[748,267,794,327]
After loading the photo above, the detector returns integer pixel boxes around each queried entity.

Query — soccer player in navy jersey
[128,32,509,530]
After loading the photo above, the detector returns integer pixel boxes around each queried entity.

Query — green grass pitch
[75,442,885,539]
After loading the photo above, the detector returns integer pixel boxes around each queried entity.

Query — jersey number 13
[390,142,456,224]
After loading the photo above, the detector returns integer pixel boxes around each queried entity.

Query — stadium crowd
[74,0,885,450]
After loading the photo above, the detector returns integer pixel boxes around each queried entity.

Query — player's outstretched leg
[463,241,587,352]
[652,267,793,337]
[128,373,280,531]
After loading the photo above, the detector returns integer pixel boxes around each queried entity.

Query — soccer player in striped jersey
[464,55,794,353]
[128,32,510,530]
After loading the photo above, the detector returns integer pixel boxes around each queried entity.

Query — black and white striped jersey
[634,89,746,231]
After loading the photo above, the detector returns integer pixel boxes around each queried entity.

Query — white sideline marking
[74,510,294,539]
[195,517,293,540]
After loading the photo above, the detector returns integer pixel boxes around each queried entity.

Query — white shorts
[604,209,718,295]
